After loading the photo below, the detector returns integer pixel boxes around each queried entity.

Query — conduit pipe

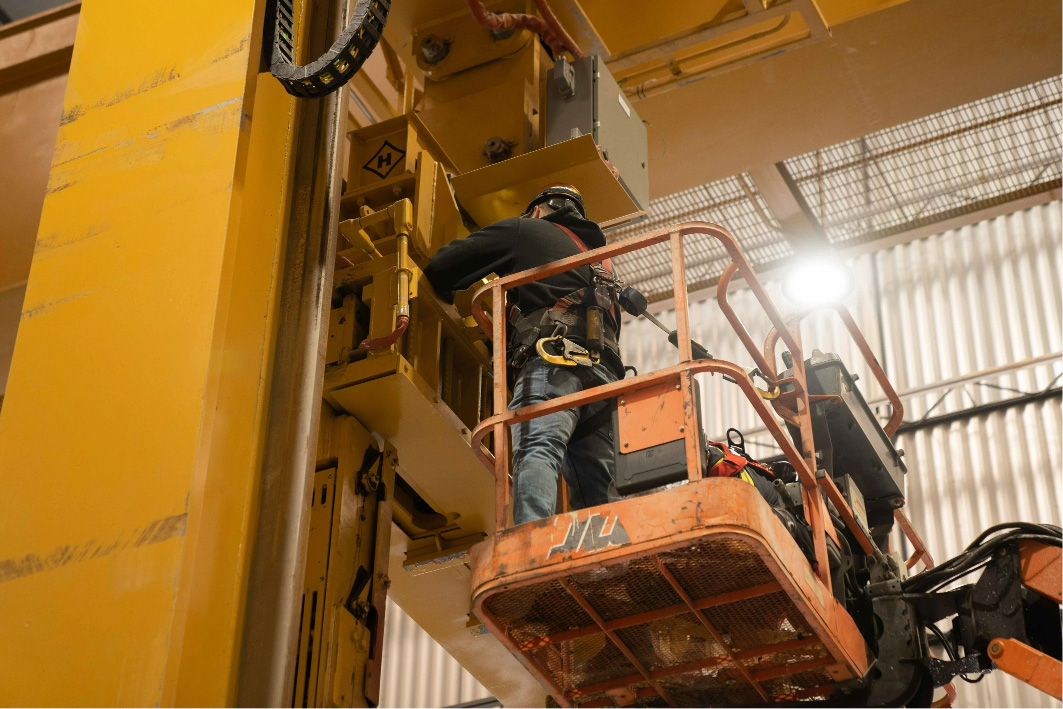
[464,0,583,58]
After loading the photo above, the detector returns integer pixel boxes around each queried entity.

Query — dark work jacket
[423,204,624,378]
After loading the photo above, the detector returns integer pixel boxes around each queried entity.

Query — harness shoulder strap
[553,224,618,323]
[553,224,615,276]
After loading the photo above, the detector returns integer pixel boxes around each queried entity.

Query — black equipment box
[612,380,703,495]
[786,351,906,527]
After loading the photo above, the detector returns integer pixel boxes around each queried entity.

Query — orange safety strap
[706,442,775,480]
[706,442,749,478]
[553,223,619,324]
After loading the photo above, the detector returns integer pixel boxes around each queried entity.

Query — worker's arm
[423,218,521,303]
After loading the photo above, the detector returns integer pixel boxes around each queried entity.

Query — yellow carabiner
[756,384,782,400]
[536,336,577,367]
[747,368,781,399]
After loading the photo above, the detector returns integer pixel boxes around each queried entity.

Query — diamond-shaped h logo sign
[362,140,406,180]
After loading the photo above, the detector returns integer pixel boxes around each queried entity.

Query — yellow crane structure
[0,1,1059,707]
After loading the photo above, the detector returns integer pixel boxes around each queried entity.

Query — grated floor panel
[481,536,845,706]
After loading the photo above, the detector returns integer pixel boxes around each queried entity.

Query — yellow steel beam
[0,0,300,705]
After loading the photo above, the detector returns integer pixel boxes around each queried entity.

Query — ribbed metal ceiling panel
[783,76,1062,246]
[610,77,1061,302]
[607,174,790,300]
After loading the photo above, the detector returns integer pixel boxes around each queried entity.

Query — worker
[424,184,623,525]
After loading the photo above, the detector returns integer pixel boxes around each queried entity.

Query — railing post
[669,231,702,481]
[786,323,833,589]
[669,231,693,363]
[491,282,509,531]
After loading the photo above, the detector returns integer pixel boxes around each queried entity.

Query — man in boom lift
[424,184,624,525]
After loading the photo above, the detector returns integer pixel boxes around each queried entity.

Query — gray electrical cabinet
[545,55,650,215]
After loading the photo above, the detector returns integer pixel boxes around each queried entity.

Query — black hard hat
[524,183,587,218]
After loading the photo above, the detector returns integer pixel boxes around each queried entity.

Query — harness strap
[553,224,619,324]
[706,442,775,480]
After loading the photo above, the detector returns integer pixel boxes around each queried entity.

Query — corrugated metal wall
[380,597,492,707]
[623,202,1061,446]
[377,202,1061,708]
[898,397,1062,707]
[622,201,1062,708]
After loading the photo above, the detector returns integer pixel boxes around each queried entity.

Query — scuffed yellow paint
[0,0,299,705]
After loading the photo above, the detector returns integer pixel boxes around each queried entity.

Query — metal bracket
[552,56,577,98]
[922,654,993,688]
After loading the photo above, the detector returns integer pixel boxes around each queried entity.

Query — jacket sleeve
[423,218,520,303]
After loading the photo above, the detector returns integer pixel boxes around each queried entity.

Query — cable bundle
[903,522,1062,594]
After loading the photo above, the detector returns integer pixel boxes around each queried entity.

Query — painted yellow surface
[0,0,295,705]
[814,0,915,26]
[578,0,742,56]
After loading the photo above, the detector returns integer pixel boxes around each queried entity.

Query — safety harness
[704,428,775,486]
[506,224,622,373]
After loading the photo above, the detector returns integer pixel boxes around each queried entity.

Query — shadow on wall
[0,3,79,398]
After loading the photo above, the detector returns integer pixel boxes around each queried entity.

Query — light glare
[783,259,854,307]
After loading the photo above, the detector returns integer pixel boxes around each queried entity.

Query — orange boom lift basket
[466,222,919,707]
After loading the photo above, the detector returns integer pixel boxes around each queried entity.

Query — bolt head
[623,442,629,447]
[619,399,626,406]
[679,426,685,432]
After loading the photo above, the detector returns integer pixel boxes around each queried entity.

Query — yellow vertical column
[0,1,300,705]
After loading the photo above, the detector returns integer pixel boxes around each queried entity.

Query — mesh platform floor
[481,537,837,707]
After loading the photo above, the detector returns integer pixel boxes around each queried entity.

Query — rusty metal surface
[617,378,685,454]
[469,478,868,706]
[1018,541,1062,604]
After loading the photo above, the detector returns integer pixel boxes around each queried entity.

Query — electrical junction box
[545,55,650,216]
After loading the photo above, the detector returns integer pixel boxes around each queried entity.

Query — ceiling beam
[605,0,825,73]
[746,162,830,250]
[635,0,1061,198]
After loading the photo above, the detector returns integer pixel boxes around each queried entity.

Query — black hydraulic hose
[903,524,1062,593]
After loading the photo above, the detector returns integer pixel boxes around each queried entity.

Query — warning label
[362,140,406,179]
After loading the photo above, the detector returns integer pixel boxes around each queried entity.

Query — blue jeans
[508,357,619,525]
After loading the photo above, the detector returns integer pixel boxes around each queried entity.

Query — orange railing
[468,221,885,589]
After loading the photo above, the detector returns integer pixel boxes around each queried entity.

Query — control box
[545,55,650,215]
